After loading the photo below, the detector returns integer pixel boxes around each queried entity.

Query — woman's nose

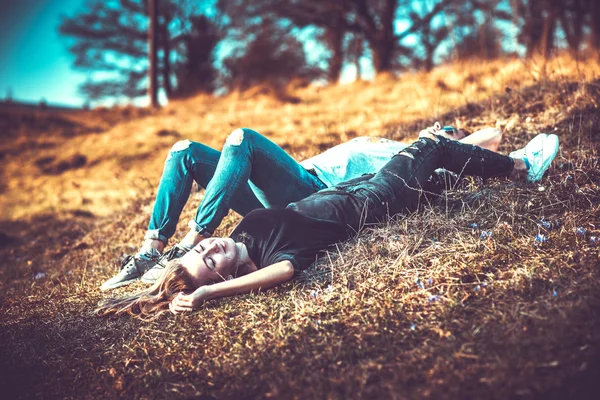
[207,241,220,254]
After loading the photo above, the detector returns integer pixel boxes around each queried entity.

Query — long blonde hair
[96,259,196,320]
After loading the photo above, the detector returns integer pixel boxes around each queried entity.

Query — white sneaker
[100,252,159,291]
[510,133,559,182]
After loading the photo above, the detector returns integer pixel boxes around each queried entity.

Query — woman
[101,124,502,290]
[97,128,558,318]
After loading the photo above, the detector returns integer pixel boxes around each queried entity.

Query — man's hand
[169,286,211,314]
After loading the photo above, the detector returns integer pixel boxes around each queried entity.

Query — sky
[0,0,93,107]
[0,1,520,108]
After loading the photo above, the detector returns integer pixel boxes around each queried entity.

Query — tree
[59,0,219,103]
[173,15,222,97]
[221,19,324,92]
[148,0,159,107]
[218,0,458,78]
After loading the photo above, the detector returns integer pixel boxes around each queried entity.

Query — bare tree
[218,0,456,77]
[59,0,219,103]
[148,0,159,107]
[221,19,324,92]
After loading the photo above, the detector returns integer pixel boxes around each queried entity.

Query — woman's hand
[169,286,211,314]
[168,260,294,315]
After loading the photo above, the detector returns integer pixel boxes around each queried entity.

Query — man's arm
[169,260,295,313]
[458,127,503,152]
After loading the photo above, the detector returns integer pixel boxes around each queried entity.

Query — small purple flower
[576,227,587,235]
[474,285,481,292]
[410,323,416,331]
[310,290,318,299]
[539,220,552,229]
[415,279,424,289]
[566,174,573,181]
[480,230,492,240]
[535,234,548,243]
[470,223,478,229]
[590,236,598,245]
[427,278,433,286]
[552,290,558,297]
[326,285,333,293]
[34,272,46,280]
[428,295,441,302]
[481,282,488,288]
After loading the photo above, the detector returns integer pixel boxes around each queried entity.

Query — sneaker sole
[528,134,559,182]
[140,266,166,284]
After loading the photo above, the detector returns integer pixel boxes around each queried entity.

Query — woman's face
[180,237,241,285]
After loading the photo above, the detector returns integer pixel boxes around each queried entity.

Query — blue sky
[0,0,92,107]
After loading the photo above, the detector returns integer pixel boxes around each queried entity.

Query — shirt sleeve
[268,251,316,272]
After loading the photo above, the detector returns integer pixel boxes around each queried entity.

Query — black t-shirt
[229,208,349,272]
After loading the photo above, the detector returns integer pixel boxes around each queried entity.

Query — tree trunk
[370,0,396,73]
[325,20,344,84]
[539,3,557,58]
[590,0,600,56]
[161,22,173,98]
[148,0,159,108]
[559,3,584,55]
[525,0,544,57]
[354,36,363,80]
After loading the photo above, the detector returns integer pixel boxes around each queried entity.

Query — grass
[0,54,599,399]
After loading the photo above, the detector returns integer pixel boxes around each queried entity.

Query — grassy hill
[0,55,599,399]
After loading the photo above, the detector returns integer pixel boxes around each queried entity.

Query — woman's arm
[169,260,295,313]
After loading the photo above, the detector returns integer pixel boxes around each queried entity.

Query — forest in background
[58,0,600,106]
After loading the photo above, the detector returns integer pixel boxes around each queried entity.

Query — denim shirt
[300,137,408,187]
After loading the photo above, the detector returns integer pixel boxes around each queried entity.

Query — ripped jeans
[287,135,513,233]
[145,128,327,243]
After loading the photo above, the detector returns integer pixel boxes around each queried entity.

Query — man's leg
[357,134,515,217]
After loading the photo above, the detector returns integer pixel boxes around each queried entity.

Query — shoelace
[119,253,159,274]
[119,255,134,270]
[156,246,187,268]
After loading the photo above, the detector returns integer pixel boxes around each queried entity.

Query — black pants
[287,135,513,234]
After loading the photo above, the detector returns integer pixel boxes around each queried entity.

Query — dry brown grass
[1,54,599,399]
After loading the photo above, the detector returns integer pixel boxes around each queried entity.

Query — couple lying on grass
[97,123,559,318]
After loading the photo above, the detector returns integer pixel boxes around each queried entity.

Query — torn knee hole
[166,139,191,161]
[226,128,244,146]
[170,139,192,153]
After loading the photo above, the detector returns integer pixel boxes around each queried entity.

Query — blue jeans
[287,135,513,233]
[146,128,327,243]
